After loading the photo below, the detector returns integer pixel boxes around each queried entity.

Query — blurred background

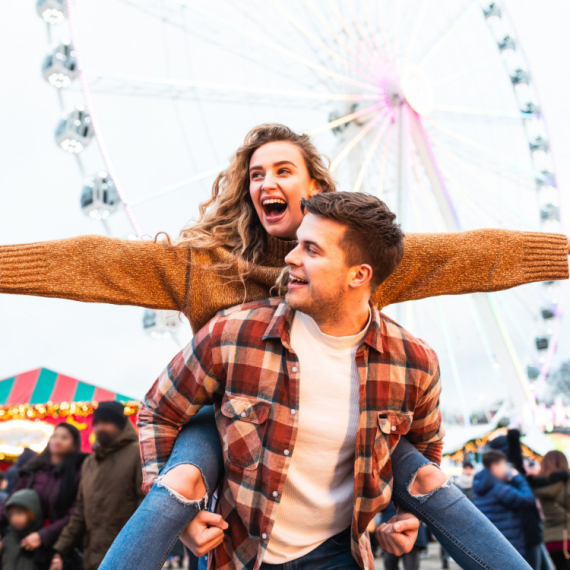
[2,0,570,462]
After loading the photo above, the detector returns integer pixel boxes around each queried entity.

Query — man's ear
[349,264,373,290]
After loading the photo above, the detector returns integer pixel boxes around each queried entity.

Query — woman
[529,451,570,570]
[3,124,569,570]
[0,423,87,570]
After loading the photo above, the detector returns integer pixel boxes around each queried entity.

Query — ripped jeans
[100,407,531,570]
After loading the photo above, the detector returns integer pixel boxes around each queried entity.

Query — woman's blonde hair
[171,124,336,276]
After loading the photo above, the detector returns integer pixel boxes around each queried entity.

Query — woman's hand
[21,531,42,550]
[49,554,63,570]
[180,511,228,557]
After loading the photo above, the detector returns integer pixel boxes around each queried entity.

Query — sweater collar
[262,235,297,266]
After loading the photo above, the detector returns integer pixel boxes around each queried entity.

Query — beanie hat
[93,401,127,430]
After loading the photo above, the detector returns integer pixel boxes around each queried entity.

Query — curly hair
[168,124,336,282]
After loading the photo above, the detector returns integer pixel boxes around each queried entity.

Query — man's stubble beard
[286,285,346,327]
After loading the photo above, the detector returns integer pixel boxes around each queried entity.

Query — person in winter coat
[50,402,144,570]
[5,450,38,496]
[474,449,537,560]
[528,450,570,570]
[0,423,87,570]
[1,489,43,570]
[455,462,475,502]
[487,429,544,569]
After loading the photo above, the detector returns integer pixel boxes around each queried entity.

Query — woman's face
[49,426,76,458]
[249,141,320,240]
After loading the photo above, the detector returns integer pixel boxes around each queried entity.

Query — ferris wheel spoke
[401,0,430,63]
[433,105,538,120]
[377,123,396,197]
[363,0,387,60]
[303,0,375,75]
[328,1,375,72]
[424,118,539,180]
[390,0,403,67]
[130,164,227,207]
[345,1,376,56]
[418,0,478,67]
[263,0,375,82]
[431,140,539,226]
[330,110,388,172]
[306,101,384,136]
[431,57,503,87]
[353,117,392,192]
[84,73,380,108]
[175,0,381,94]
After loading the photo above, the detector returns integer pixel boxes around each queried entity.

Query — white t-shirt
[263,310,370,564]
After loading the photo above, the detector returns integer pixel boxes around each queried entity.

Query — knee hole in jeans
[409,464,449,498]
[159,464,207,501]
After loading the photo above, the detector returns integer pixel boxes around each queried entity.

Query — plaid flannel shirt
[138,298,444,570]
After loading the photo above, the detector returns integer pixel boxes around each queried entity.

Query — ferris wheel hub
[400,63,435,116]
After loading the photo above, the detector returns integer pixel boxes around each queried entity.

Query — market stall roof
[0,368,133,405]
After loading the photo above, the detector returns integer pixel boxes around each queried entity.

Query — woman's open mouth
[261,196,288,223]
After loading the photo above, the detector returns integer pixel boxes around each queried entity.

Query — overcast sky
[1,0,570,412]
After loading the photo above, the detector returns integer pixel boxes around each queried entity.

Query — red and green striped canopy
[0,368,133,406]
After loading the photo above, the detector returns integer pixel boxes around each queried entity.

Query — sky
[1,0,570,411]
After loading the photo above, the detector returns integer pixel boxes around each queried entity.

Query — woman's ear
[310,180,322,196]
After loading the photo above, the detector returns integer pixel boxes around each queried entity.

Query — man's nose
[285,244,301,266]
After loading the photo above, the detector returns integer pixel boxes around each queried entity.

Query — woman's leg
[100,406,223,570]
[391,437,532,570]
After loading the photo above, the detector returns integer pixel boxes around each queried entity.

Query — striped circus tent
[0,368,138,461]
[0,368,133,406]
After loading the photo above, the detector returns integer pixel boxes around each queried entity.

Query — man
[139,192,444,570]
[456,462,475,501]
[473,449,536,561]
[51,401,144,570]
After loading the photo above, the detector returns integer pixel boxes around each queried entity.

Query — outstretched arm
[373,230,569,309]
[0,235,190,311]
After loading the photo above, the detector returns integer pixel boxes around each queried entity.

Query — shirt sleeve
[138,323,225,494]
[373,230,569,309]
[406,345,445,465]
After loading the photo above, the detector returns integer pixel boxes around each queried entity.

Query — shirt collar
[263,299,384,353]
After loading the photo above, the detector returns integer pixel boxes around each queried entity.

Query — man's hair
[301,192,405,290]
[462,461,474,470]
[482,450,507,469]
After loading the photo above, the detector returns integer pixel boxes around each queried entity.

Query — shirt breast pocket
[374,410,414,462]
[220,395,271,471]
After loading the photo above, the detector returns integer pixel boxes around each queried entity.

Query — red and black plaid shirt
[139,298,444,570]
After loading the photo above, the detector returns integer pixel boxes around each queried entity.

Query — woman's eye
[251,172,262,180]
[278,168,290,175]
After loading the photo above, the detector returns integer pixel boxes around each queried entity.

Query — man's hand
[49,554,63,570]
[21,531,42,550]
[375,512,420,556]
[180,511,228,557]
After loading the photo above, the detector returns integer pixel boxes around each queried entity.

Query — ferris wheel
[37,0,563,424]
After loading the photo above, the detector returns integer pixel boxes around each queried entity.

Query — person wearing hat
[50,401,144,570]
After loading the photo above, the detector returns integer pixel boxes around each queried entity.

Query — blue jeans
[101,406,532,570]
[260,528,359,570]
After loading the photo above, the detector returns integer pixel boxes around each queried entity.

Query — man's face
[284,213,356,321]
[93,420,121,447]
[490,459,509,480]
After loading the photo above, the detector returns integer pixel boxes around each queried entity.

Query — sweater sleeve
[0,235,191,311]
[373,230,569,309]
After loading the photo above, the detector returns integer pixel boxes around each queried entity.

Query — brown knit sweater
[0,230,567,333]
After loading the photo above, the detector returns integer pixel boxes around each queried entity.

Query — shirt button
[284,449,290,456]
[291,409,296,415]
[391,425,396,431]
[292,366,298,373]
[272,491,278,497]
[262,533,267,540]
[240,411,247,418]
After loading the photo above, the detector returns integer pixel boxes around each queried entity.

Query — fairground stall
[0,368,138,466]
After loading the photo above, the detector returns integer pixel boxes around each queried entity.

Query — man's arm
[497,473,536,509]
[406,345,444,464]
[373,230,569,310]
[138,324,225,494]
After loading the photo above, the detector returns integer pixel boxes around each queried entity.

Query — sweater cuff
[523,233,569,282]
